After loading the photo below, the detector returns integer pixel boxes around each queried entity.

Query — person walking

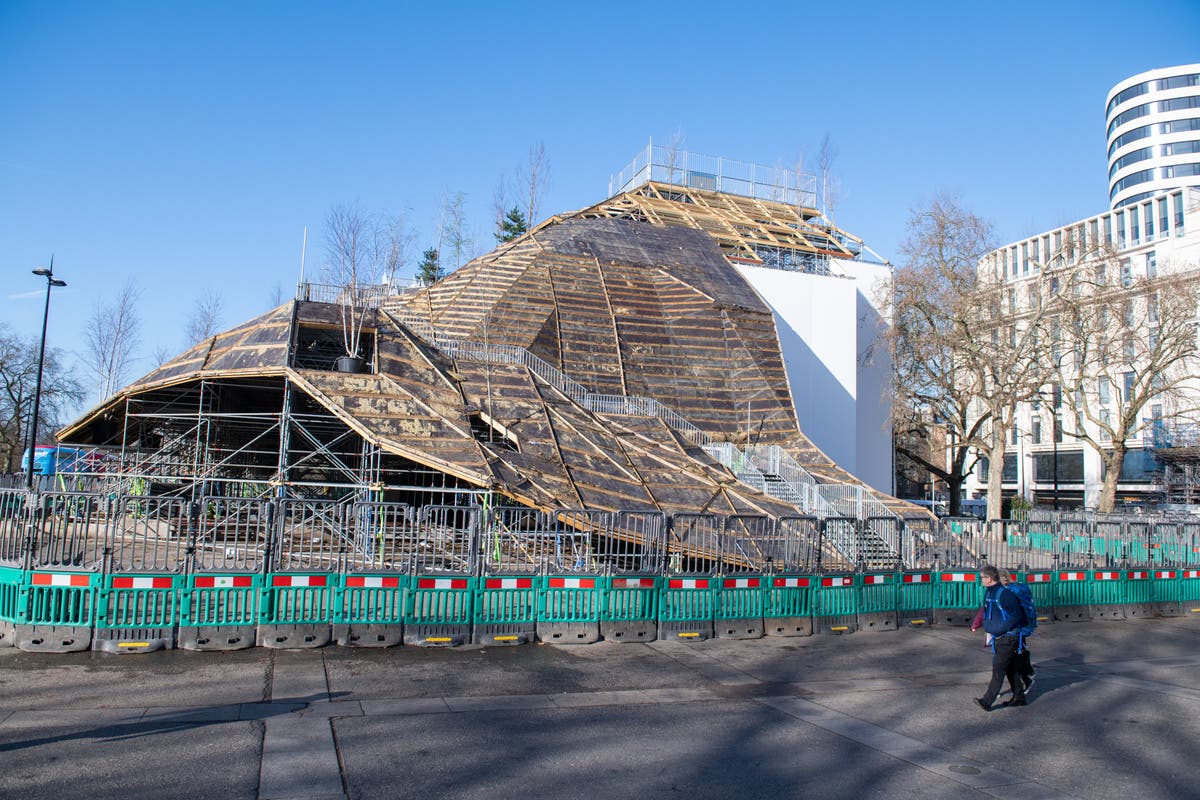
[975,564,1027,711]
[1000,571,1036,691]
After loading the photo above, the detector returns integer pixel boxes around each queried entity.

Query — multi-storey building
[1108,64,1200,209]
[958,64,1200,511]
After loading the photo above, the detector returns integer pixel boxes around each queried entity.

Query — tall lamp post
[24,261,67,491]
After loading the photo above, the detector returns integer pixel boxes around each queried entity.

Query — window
[1053,415,1063,444]
[1129,207,1140,245]
[1031,416,1042,444]
[1008,288,1016,313]
[1144,204,1154,239]
[1159,199,1169,238]
[1120,258,1133,287]
[1176,193,1186,234]
[1095,263,1107,286]
[1122,298,1135,327]
[1148,292,1159,322]
[1033,451,1084,483]
[1052,383,1062,409]
[1124,371,1136,402]
[1010,426,1019,446]
[1149,328,1159,352]
[1050,276,1060,294]
[1100,409,1111,441]
[1116,211,1127,248]
[1124,336,1136,360]
[1147,251,1157,278]
[1098,378,1110,405]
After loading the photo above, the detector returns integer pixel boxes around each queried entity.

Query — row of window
[993,447,1164,485]
[1108,140,1200,179]
[1162,162,1200,179]
[1108,116,1200,158]
[995,192,1186,280]
[1105,73,1199,118]
[1107,93,1200,138]
[1111,163,1200,200]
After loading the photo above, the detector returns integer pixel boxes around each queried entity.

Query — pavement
[2,616,1200,800]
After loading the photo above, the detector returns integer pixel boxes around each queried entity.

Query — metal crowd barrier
[2,487,1200,653]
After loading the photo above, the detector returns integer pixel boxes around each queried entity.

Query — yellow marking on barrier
[1037,616,1050,622]
[830,626,849,632]
[908,619,927,625]
[677,632,700,638]
[1191,608,1200,613]
[117,642,149,648]
[426,637,453,643]
[493,635,519,641]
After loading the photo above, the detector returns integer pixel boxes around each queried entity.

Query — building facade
[1107,63,1200,210]
[963,186,1200,509]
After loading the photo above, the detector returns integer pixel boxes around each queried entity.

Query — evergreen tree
[495,206,528,243]
[416,248,442,286]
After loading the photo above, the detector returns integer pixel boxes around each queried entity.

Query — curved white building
[1107,63,1200,210]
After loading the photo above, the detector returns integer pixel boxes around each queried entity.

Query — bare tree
[321,204,413,359]
[152,343,172,369]
[514,142,550,227]
[1047,248,1200,511]
[889,195,1051,518]
[661,128,684,186]
[817,133,839,224]
[185,290,224,346]
[0,324,84,472]
[83,279,142,402]
[438,191,472,274]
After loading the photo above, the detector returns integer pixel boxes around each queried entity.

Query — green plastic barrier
[765,575,814,636]
[0,564,23,625]
[1089,570,1125,620]
[897,572,935,627]
[1054,570,1091,621]
[858,572,898,632]
[1123,569,1154,618]
[934,570,980,626]
[17,569,98,652]
[473,575,537,645]
[814,574,858,634]
[24,570,98,627]
[404,575,474,646]
[1150,569,1180,616]
[259,572,335,648]
[1181,569,1200,614]
[538,575,602,644]
[335,573,407,647]
[179,572,261,650]
[1020,572,1055,624]
[659,577,716,641]
[602,576,660,642]
[715,576,765,639]
[93,573,181,653]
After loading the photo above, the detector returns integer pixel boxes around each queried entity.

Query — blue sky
[2,1,1198,405]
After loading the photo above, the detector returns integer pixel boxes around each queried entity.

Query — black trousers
[981,635,1025,705]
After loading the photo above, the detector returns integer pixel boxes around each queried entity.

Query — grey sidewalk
[2,616,1199,799]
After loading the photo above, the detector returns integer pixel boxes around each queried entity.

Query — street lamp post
[24,260,67,491]
[1053,410,1061,511]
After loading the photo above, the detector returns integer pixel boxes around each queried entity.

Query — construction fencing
[1,489,1196,653]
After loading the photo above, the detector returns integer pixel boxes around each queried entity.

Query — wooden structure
[58,182,914,525]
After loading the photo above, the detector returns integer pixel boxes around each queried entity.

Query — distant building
[961,63,1200,510]
[1107,63,1200,209]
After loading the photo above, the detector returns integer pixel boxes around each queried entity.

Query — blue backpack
[1008,581,1037,635]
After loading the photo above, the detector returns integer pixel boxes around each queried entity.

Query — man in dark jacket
[975,564,1027,710]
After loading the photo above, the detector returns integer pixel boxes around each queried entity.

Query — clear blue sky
[2,1,1198,409]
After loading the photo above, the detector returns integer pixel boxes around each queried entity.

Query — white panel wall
[736,262,894,495]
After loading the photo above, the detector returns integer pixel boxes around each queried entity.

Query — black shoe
[1010,697,1027,707]
[975,697,992,711]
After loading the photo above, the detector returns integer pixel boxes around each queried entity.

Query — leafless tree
[0,324,84,472]
[661,128,684,186]
[83,278,142,402]
[438,191,472,274]
[1046,247,1200,511]
[515,141,550,226]
[817,133,839,225]
[185,290,224,346]
[888,195,1051,518]
[322,204,414,358]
